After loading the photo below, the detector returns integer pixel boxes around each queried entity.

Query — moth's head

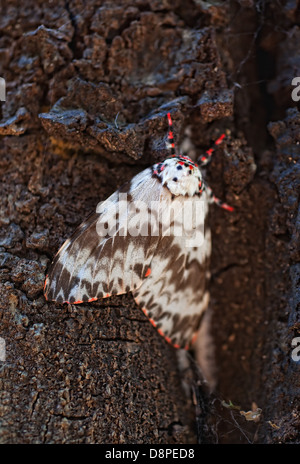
[153,156,204,197]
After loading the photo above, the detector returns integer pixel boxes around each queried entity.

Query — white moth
[44,113,233,349]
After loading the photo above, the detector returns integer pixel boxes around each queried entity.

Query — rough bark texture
[0,0,299,444]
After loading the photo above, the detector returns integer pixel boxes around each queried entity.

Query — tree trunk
[0,0,299,444]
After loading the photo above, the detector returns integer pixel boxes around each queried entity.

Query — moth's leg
[205,184,234,212]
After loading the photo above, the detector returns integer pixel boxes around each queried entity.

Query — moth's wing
[133,191,211,349]
[44,168,162,304]
[45,167,211,350]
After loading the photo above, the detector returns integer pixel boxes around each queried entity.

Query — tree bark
[0,0,299,444]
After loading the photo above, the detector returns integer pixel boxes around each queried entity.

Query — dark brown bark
[0,0,299,444]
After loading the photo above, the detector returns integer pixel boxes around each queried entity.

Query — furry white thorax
[155,157,203,197]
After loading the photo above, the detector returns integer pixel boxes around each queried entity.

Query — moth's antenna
[166,112,176,156]
[198,133,226,167]
[197,132,233,212]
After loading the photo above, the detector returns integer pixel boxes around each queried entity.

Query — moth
[44,113,233,350]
